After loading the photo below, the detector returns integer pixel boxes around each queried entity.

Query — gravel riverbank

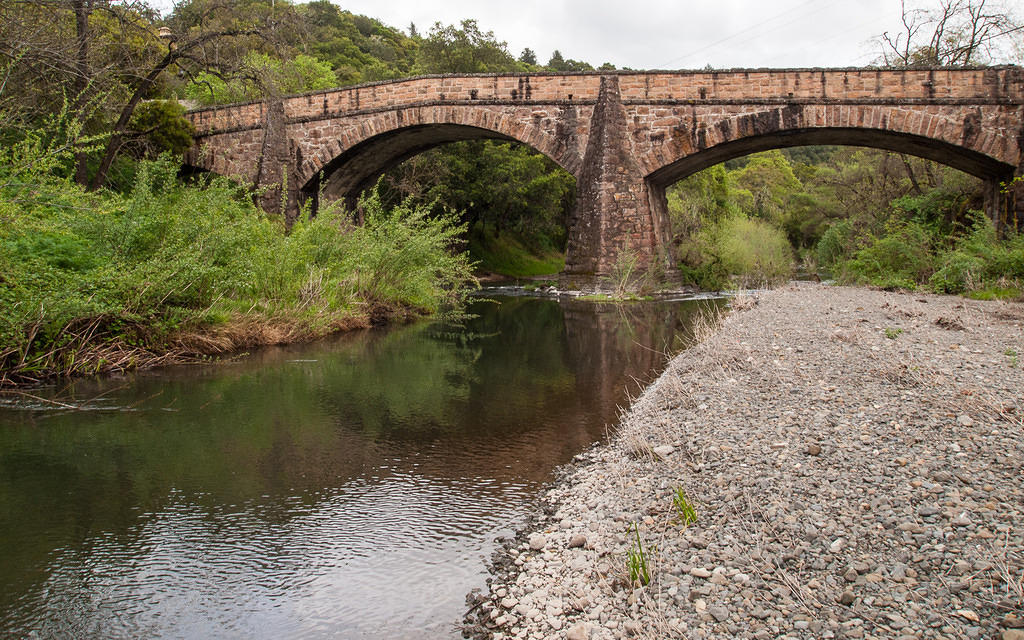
[467,284,1024,640]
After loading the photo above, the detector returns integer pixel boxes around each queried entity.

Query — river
[0,294,719,639]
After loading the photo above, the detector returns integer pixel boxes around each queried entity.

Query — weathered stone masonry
[186,68,1024,278]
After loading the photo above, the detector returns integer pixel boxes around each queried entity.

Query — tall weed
[1,154,476,383]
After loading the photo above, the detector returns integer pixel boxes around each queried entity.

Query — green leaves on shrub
[840,222,935,290]
[1,153,477,381]
[818,212,1024,297]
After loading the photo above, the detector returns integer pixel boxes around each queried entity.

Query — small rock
[957,609,981,623]
[1003,631,1024,640]
[709,605,730,622]
[806,443,822,456]
[839,590,856,605]
[951,512,972,527]
[528,534,547,550]
[830,538,846,554]
[843,567,858,582]
[566,623,590,640]
[568,534,587,549]
[1004,614,1024,629]
[751,607,770,620]
[957,414,974,427]
[653,444,675,458]
[689,567,712,578]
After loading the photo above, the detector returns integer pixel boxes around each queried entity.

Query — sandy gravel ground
[466,284,1024,640]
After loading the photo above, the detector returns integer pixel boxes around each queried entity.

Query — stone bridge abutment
[186,68,1024,279]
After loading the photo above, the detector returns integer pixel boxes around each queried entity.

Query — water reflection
[0,295,719,638]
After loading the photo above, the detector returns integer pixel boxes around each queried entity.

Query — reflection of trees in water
[0,297,719,606]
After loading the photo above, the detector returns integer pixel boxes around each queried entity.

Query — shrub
[1,153,476,382]
[930,250,986,294]
[715,215,794,287]
[815,220,854,269]
[840,222,935,289]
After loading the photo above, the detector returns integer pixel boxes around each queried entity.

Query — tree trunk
[72,0,91,186]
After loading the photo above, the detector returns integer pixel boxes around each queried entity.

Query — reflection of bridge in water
[186,69,1024,278]
[563,298,714,427]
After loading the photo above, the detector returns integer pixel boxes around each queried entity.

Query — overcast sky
[333,0,906,69]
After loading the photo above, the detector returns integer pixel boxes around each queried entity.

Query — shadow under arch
[646,127,1016,189]
[302,123,576,210]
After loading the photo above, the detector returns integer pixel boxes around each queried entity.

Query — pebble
[528,534,547,550]
[709,605,730,622]
[652,444,675,458]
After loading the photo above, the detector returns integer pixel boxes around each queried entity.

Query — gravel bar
[466,284,1024,640]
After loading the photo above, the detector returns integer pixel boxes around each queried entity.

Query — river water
[0,294,718,639]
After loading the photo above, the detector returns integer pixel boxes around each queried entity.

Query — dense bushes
[0,154,475,384]
[676,215,794,290]
[665,147,1022,297]
[818,213,1024,297]
[667,158,795,289]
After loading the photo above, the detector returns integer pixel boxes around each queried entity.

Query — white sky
[333,0,907,69]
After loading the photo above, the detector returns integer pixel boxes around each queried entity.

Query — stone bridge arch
[636,102,1023,233]
[294,105,585,208]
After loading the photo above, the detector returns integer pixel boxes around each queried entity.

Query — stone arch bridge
[185,68,1024,278]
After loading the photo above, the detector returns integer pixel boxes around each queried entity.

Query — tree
[547,50,566,70]
[415,20,516,74]
[879,0,1022,66]
[518,47,537,65]
[545,49,593,72]
[0,0,293,189]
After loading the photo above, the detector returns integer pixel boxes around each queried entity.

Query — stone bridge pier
[186,68,1024,280]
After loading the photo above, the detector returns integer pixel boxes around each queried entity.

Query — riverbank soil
[470,284,1024,640]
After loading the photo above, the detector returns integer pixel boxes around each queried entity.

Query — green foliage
[414,20,520,74]
[0,151,475,382]
[840,222,935,289]
[626,523,650,587]
[715,217,794,286]
[383,140,574,258]
[816,221,855,270]
[672,487,698,526]
[467,224,564,277]
[884,327,904,339]
[128,100,195,156]
[289,2,418,85]
[821,211,1024,296]
[286,191,476,313]
[546,50,594,72]
[185,52,337,105]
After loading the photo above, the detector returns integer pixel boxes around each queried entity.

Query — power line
[657,0,841,68]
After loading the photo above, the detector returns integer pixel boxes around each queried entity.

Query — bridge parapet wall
[617,68,1023,103]
[187,68,1023,138]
